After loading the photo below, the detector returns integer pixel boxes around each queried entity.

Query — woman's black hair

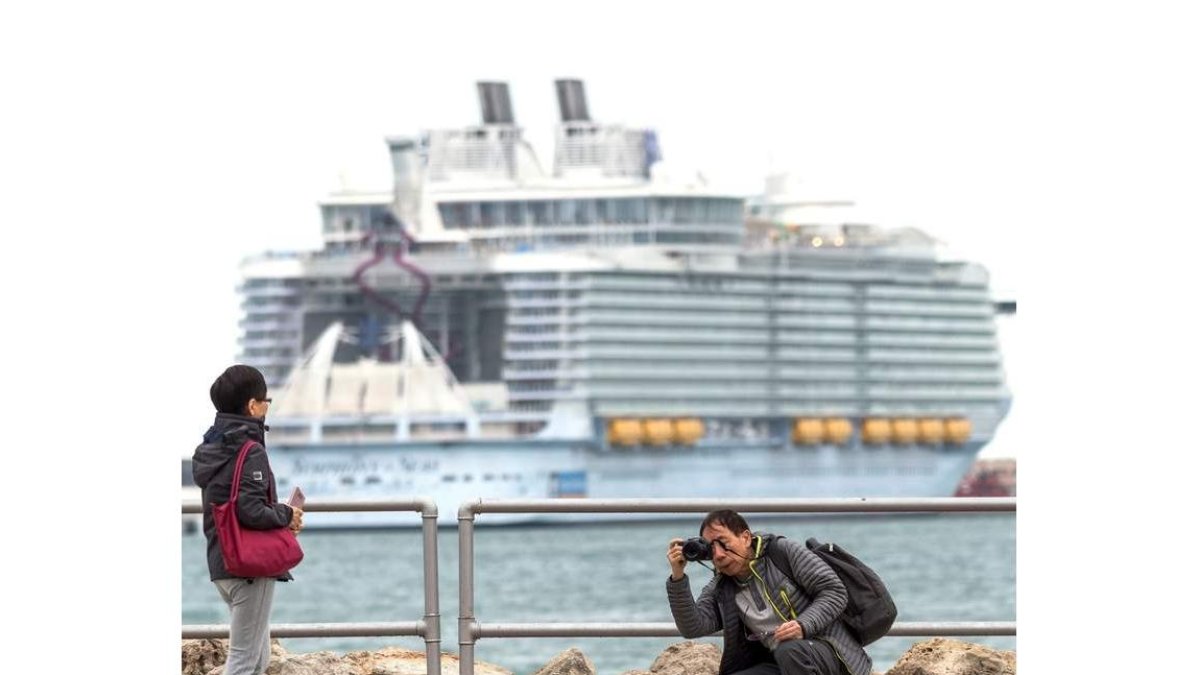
[209,364,268,415]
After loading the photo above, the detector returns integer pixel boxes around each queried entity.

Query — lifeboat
[917,418,945,444]
[672,418,705,445]
[792,418,825,445]
[824,418,853,445]
[944,418,972,444]
[607,419,643,446]
[643,418,674,446]
[891,418,918,444]
[861,418,891,444]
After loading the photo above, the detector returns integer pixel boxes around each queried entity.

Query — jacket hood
[191,413,267,488]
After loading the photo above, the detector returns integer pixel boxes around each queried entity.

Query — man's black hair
[210,364,267,415]
[699,509,750,536]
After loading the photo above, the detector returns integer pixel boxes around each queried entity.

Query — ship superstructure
[226,80,1010,526]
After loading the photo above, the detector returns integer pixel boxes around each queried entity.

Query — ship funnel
[555,79,591,122]
[476,81,514,124]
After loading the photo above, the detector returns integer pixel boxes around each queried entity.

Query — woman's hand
[289,506,304,534]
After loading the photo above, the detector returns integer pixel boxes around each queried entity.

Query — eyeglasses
[264,398,272,403]
[746,630,773,642]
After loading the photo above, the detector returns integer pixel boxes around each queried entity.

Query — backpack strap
[228,439,261,502]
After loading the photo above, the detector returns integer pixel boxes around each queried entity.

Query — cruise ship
[216,80,1012,527]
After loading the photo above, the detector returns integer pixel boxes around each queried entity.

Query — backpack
[765,536,897,645]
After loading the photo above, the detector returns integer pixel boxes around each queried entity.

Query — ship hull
[269,438,985,528]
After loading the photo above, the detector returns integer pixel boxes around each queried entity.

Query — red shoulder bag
[212,440,304,577]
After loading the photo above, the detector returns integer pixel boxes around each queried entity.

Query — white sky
[4,1,1198,672]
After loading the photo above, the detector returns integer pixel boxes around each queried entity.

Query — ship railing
[181,498,443,675]
[455,497,1016,675]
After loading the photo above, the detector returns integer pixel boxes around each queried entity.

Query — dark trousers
[730,638,844,675]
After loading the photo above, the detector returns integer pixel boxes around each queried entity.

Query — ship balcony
[504,332,582,344]
[235,354,296,368]
[866,387,1009,401]
[502,279,591,291]
[866,371,1003,384]
[503,348,588,360]
[865,335,999,349]
[862,303,997,319]
[504,298,586,310]
[862,318,996,334]
[866,351,1002,365]
[504,388,584,402]
[773,315,859,329]
[866,287,992,303]
[772,297,859,312]
[585,294,771,311]
[237,336,297,349]
[237,285,300,299]
[238,317,297,330]
[579,311,769,328]
[502,368,588,380]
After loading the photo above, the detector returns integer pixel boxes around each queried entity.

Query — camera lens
[682,537,712,561]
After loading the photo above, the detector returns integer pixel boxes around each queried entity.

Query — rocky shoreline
[182,637,1015,675]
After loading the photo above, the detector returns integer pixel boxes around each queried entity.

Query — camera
[682,537,713,561]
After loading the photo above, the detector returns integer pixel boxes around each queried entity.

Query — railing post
[420,499,441,675]
[458,501,478,675]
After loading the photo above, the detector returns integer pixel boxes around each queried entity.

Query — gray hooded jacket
[666,533,872,675]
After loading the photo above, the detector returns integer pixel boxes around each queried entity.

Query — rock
[648,641,721,675]
[181,643,509,675]
[269,650,356,675]
[342,646,511,675]
[617,671,654,675]
[531,647,596,675]
[887,638,1015,675]
[182,639,227,675]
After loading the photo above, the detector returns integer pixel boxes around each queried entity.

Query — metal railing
[181,498,442,675]
[457,497,1016,675]
[182,496,1015,675]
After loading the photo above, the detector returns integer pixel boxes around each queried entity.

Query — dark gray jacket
[666,533,872,675]
[192,413,295,581]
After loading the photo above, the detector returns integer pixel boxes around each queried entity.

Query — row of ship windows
[553,276,990,304]
[507,365,1001,378]
[436,197,744,229]
[506,325,997,342]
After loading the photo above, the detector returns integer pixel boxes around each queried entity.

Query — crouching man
[665,510,872,675]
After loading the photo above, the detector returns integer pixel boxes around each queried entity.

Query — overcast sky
[56,2,1041,459]
[5,3,1199,669]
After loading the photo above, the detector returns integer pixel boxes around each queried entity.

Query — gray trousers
[731,638,844,675]
[215,578,276,675]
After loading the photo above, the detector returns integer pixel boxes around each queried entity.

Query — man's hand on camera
[667,538,687,580]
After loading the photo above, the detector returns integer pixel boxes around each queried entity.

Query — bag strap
[228,439,260,502]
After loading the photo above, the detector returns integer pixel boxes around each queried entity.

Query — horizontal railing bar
[183,622,423,639]
[474,621,1016,638]
[182,498,438,515]
[462,497,1015,516]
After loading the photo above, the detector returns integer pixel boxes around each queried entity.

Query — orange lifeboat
[917,418,945,444]
[862,418,892,444]
[945,418,972,444]
[643,419,674,446]
[824,418,853,445]
[607,419,643,446]
[891,418,918,444]
[792,418,825,445]
[672,418,705,445]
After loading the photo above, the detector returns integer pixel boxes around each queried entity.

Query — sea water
[182,512,1015,674]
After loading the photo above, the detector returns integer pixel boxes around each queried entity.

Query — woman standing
[192,365,303,675]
